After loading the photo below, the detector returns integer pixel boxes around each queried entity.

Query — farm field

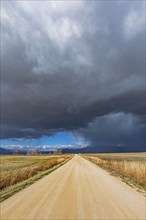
[0,154,72,202]
[1,154,145,220]
[83,152,146,192]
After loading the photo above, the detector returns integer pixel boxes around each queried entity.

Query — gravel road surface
[1,155,145,219]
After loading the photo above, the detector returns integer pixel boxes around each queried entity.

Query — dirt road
[1,155,145,219]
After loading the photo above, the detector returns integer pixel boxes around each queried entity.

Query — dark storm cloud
[76,113,145,149]
[1,1,145,147]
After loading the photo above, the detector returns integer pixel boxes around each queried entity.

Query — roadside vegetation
[0,154,72,202]
[83,153,146,193]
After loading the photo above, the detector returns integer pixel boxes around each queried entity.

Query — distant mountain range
[0,145,145,155]
[0,147,53,155]
[0,147,14,154]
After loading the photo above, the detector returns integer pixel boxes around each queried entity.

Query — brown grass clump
[84,153,146,191]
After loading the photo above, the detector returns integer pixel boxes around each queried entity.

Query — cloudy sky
[1,0,145,151]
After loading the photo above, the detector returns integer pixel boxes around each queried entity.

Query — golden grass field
[83,152,146,192]
[0,154,72,201]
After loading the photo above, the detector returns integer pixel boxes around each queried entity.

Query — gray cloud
[75,112,145,149]
[1,1,145,148]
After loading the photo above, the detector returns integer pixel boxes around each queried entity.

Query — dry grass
[83,153,146,191]
[0,155,71,193]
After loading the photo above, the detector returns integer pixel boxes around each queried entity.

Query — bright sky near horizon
[1,132,75,147]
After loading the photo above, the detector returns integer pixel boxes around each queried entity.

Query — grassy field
[83,153,146,193]
[0,154,72,202]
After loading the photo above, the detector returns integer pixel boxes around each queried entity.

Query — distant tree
[13,146,20,155]
[27,147,38,155]
[53,149,62,154]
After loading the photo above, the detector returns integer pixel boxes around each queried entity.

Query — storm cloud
[75,112,145,149]
[1,1,145,148]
